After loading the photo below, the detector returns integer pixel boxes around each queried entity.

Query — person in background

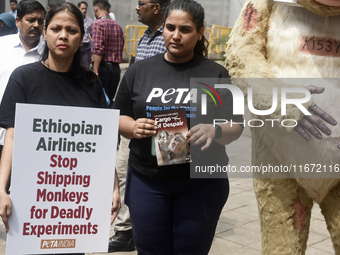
[92,0,124,108]
[93,2,115,21]
[0,13,17,36]
[113,0,243,254]
[9,0,18,18]
[46,3,55,13]
[0,0,45,104]
[0,0,45,170]
[135,0,168,61]
[108,3,116,20]
[78,1,93,69]
[0,4,120,255]
[108,0,170,252]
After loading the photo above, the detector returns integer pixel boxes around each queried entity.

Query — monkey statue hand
[293,86,338,148]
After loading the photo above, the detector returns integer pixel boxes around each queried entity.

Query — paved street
[0,64,335,254]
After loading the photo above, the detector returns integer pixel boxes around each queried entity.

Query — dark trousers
[79,42,92,69]
[98,62,121,107]
[125,167,229,255]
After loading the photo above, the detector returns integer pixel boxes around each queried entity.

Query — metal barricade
[205,27,212,52]
[124,25,148,57]
[124,24,231,58]
[207,25,232,55]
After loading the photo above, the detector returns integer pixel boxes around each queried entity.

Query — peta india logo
[41,239,76,249]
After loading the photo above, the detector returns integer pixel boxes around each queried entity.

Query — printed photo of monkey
[157,132,190,165]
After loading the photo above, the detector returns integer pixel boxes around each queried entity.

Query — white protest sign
[6,104,119,254]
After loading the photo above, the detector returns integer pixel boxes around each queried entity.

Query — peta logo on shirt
[146,83,222,106]
[146,88,196,104]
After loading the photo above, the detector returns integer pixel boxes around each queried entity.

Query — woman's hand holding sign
[0,127,14,231]
[0,191,11,231]
[111,172,121,224]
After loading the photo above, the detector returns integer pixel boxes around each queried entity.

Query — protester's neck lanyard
[100,15,110,19]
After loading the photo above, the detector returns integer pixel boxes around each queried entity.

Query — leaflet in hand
[152,108,191,166]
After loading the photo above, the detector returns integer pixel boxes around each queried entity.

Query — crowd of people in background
[0,0,244,254]
[109,0,169,252]
[0,0,18,36]
[9,0,18,18]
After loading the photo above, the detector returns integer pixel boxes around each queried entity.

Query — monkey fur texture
[226,0,340,254]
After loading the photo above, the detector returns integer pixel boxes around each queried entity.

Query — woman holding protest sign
[114,0,243,254]
[0,2,120,253]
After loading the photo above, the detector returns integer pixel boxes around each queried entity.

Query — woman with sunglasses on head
[114,0,244,254]
[0,3,120,254]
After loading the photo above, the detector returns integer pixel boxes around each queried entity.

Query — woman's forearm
[215,123,243,145]
[0,128,14,193]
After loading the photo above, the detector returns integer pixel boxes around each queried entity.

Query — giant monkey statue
[226,0,340,254]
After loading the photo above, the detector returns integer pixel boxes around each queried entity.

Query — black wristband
[214,124,222,139]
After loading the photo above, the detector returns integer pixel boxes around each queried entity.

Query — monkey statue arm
[225,0,310,128]
[225,0,337,140]
[226,0,275,79]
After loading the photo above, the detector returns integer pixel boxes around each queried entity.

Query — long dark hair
[41,2,96,84]
[164,0,209,57]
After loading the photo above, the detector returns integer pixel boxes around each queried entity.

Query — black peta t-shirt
[114,54,243,180]
[0,61,108,129]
